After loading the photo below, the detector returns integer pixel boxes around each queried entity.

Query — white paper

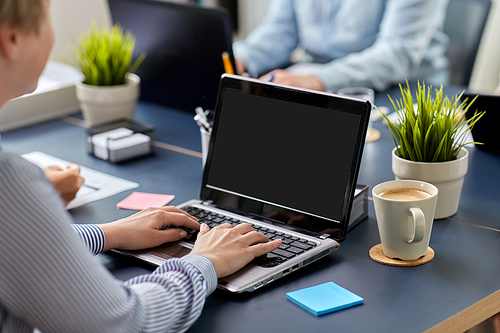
[22,152,139,209]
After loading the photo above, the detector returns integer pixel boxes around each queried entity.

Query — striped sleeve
[0,153,214,333]
[124,254,217,332]
[72,224,105,255]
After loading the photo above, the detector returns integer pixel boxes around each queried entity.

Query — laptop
[121,75,371,293]
[107,0,236,112]
[462,92,500,154]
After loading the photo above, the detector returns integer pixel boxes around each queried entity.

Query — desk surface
[2,85,499,333]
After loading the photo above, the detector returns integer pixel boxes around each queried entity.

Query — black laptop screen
[201,77,370,241]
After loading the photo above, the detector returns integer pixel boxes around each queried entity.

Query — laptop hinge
[202,200,214,205]
[319,234,330,240]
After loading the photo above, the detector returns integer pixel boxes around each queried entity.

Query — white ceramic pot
[392,147,469,219]
[75,73,140,127]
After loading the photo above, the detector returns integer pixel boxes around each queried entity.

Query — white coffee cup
[372,180,438,260]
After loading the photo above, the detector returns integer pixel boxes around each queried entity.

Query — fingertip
[200,223,209,232]
[179,230,187,238]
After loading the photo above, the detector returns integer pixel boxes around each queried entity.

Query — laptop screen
[201,75,370,241]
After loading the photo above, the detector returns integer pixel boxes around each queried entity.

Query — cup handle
[407,207,425,243]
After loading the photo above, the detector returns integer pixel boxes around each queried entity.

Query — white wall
[469,0,500,93]
[236,0,272,40]
[48,0,112,64]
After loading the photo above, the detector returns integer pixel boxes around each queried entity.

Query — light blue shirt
[234,0,450,92]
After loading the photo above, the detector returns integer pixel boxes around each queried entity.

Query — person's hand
[235,58,247,75]
[43,163,85,205]
[260,69,325,91]
[191,223,282,278]
[99,206,200,252]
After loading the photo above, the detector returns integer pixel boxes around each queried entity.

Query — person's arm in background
[233,0,299,76]
[310,0,450,92]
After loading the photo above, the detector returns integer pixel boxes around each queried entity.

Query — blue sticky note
[286,282,363,316]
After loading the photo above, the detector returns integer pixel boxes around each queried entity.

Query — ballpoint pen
[221,51,234,74]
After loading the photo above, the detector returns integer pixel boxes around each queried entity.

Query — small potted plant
[380,81,484,219]
[74,22,146,127]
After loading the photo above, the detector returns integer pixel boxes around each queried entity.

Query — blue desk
[2,85,499,332]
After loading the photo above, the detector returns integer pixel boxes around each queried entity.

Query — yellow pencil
[222,51,234,74]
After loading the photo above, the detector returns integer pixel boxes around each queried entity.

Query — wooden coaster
[366,128,381,142]
[369,244,434,267]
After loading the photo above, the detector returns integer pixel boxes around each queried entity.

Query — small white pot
[76,73,140,127]
[392,147,469,219]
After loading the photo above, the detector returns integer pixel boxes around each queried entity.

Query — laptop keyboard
[180,206,318,268]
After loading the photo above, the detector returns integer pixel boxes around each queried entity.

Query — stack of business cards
[90,127,151,162]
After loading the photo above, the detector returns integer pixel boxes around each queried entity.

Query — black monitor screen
[108,0,235,112]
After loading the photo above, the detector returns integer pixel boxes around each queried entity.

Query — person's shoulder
[0,151,65,211]
[0,151,44,183]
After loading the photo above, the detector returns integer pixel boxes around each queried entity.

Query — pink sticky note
[117,192,175,210]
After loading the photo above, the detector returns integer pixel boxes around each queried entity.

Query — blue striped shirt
[0,151,217,332]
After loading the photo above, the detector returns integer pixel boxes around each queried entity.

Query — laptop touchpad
[152,243,192,259]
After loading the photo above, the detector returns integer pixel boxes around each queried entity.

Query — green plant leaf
[73,21,146,86]
[384,82,485,162]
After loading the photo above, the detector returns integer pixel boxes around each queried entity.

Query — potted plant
[74,22,146,127]
[380,82,484,219]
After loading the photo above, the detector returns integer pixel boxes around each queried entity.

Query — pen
[83,183,100,191]
[268,73,275,82]
[222,51,234,74]
[247,71,258,79]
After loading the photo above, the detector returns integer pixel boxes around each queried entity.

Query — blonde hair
[0,0,44,33]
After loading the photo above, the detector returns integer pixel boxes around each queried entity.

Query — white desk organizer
[86,118,155,163]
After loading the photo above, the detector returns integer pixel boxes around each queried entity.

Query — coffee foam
[379,188,432,201]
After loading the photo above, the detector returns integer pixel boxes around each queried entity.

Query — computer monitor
[107,0,236,112]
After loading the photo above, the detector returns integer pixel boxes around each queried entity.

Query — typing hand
[99,206,200,252]
[191,223,282,278]
[43,163,84,205]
